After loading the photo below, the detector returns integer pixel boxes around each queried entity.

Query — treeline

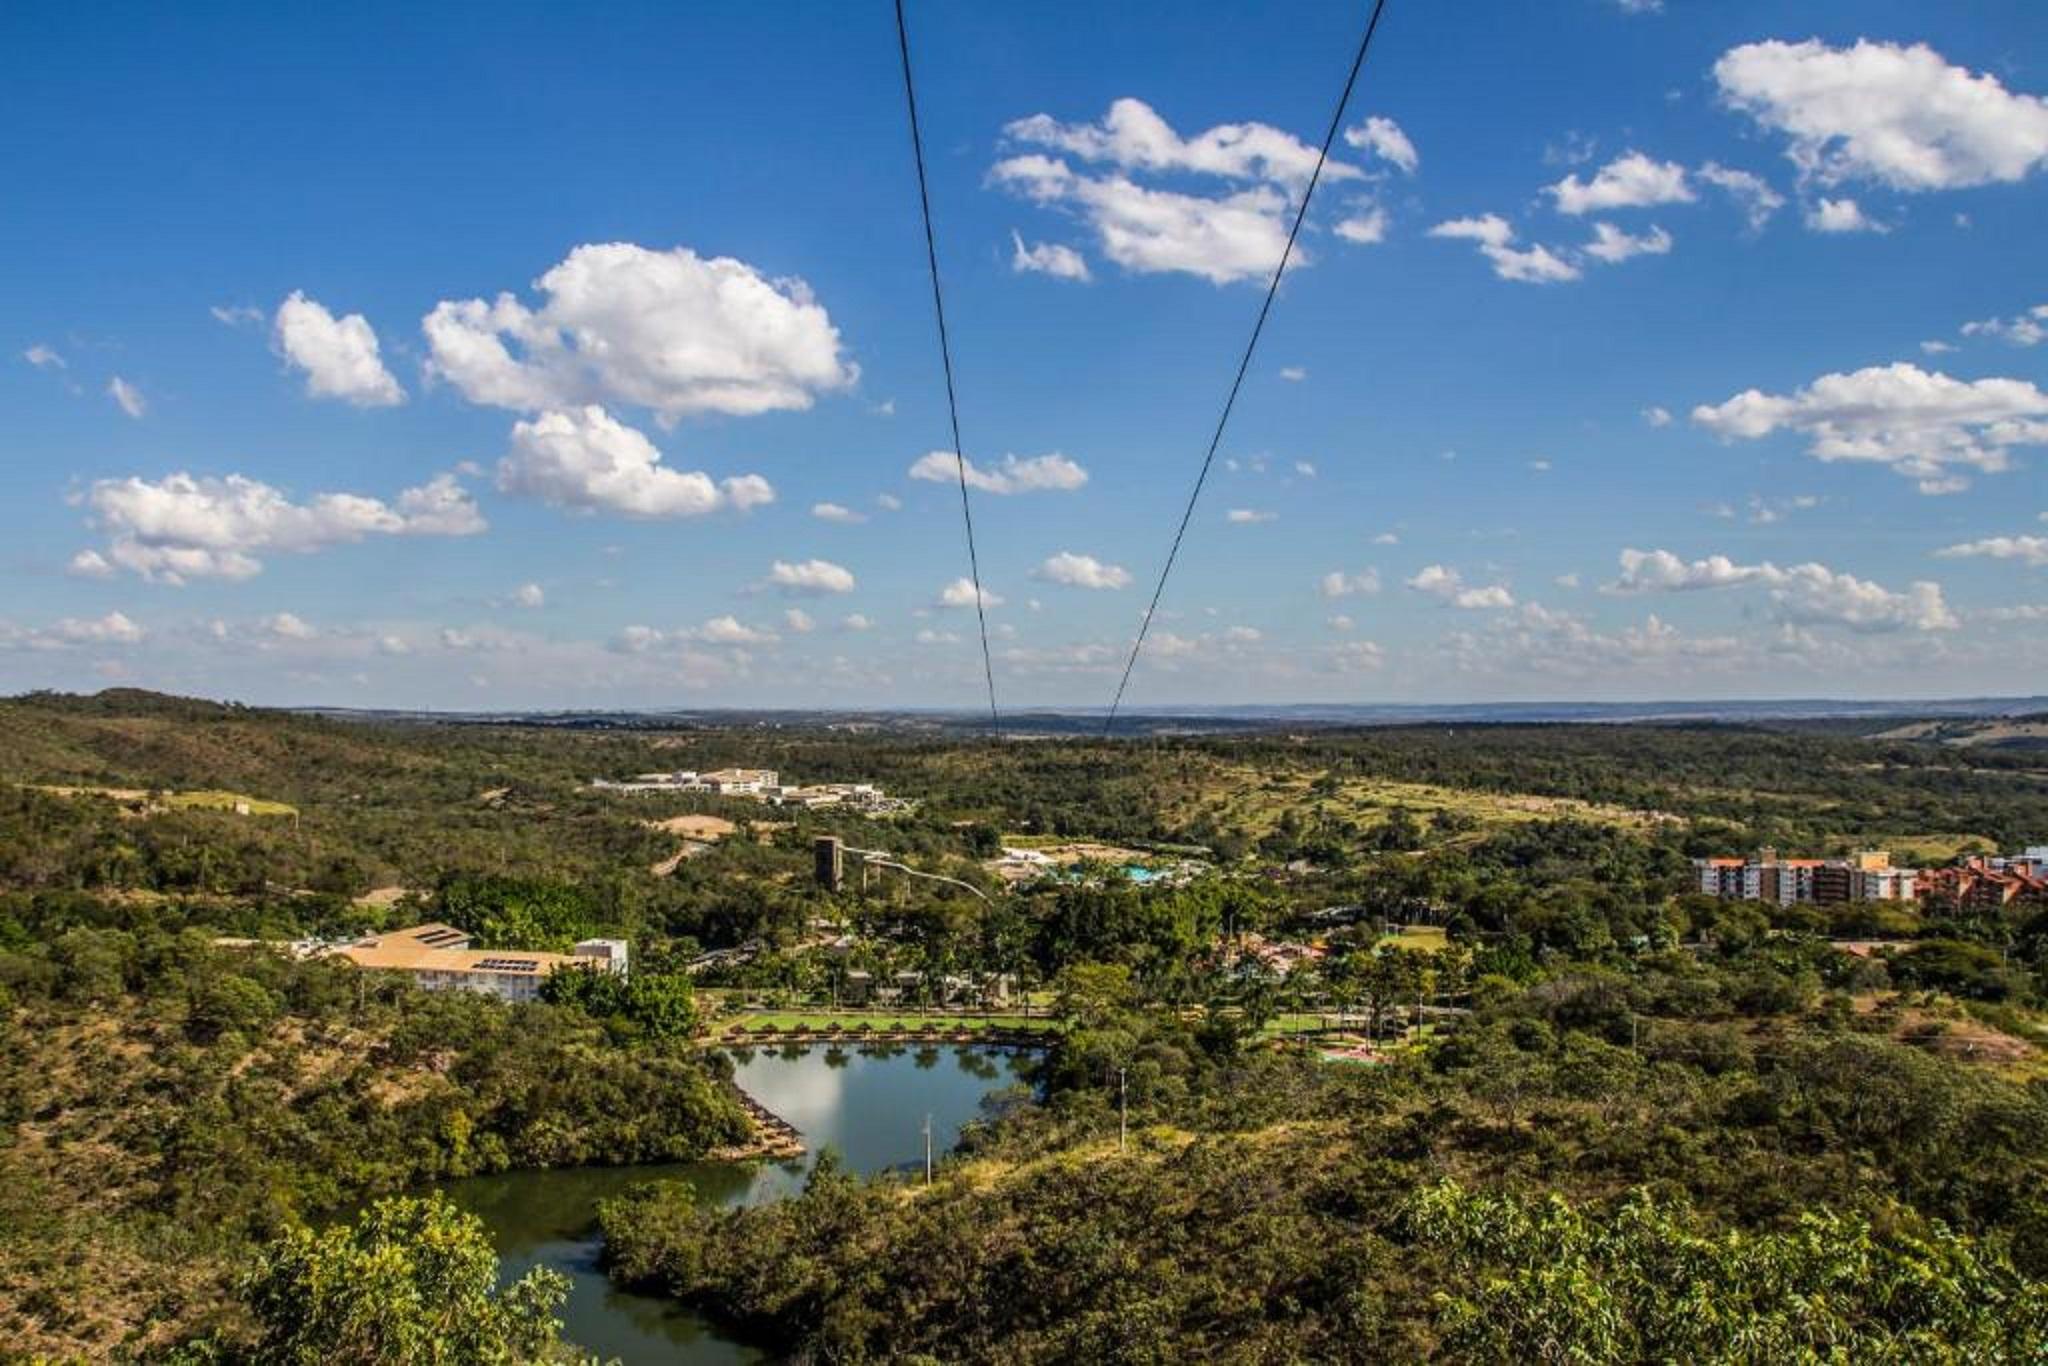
[3,691,2038,956]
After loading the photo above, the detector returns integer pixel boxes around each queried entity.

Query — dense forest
[1,689,2045,1360]
[605,937,2048,1361]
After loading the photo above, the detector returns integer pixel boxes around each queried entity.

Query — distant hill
[294,694,2048,737]
[1872,714,2048,751]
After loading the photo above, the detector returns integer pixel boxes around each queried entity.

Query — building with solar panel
[335,923,628,1003]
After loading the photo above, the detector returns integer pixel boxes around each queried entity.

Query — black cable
[895,0,1000,731]
[1104,0,1391,736]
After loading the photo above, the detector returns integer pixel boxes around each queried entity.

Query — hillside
[1874,714,2048,751]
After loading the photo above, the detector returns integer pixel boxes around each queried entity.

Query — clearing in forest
[24,784,297,818]
[1173,765,1666,838]
[646,814,739,841]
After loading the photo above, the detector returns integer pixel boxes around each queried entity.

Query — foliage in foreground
[601,1137,2048,1365]
[174,1194,578,1366]
[1412,1180,2048,1364]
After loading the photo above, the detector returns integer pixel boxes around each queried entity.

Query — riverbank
[716,1088,805,1160]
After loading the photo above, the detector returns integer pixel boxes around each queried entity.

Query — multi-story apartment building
[1694,857,1745,898]
[336,923,629,1003]
[1693,849,1917,905]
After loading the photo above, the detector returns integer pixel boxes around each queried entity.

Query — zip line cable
[1103,0,1391,736]
[895,0,1000,731]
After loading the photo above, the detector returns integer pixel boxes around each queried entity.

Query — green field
[160,789,299,817]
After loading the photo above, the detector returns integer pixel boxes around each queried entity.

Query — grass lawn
[1381,925,1449,952]
[717,1010,1053,1036]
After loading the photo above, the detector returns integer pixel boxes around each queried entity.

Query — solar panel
[474,958,540,972]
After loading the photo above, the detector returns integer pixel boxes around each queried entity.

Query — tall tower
[815,835,844,892]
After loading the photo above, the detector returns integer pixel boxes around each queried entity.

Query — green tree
[236,1193,574,1364]
[1053,962,1137,1029]
[185,972,282,1043]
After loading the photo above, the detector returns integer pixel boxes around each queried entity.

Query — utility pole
[922,1113,933,1185]
[1118,1067,1128,1152]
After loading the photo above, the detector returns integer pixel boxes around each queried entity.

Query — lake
[438,1043,1034,1363]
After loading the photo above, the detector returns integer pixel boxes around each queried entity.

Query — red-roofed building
[1919,857,2048,912]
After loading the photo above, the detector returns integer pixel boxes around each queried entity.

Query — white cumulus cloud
[936,577,1004,610]
[1546,151,1694,214]
[265,611,317,640]
[1714,39,2048,192]
[273,291,405,406]
[763,558,856,596]
[1804,197,1884,233]
[77,470,484,583]
[1584,221,1674,263]
[1691,361,2048,492]
[992,97,1372,285]
[1009,231,1092,281]
[1319,569,1381,599]
[423,242,855,423]
[1607,547,1957,631]
[811,501,867,523]
[1429,214,1580,283]
[1695,161,1786,230]
[1333,204,1390,245]
[1034,551,1131,590]
[498,405,774,518]
[52,611,146,646]
[1961,304,2048,347]
[1407,564,1515,609]
[1342,115,1418,174]
[1936,535,2048,567]
[908,449,1087,494]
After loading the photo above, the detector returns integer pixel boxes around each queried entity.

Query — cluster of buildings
[1919,853,2048,910]
[593,766,911,812]
[986,843,1208,888]
[1692,847,2048,910]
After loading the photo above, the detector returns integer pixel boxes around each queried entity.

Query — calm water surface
[438,1043,1032,1364]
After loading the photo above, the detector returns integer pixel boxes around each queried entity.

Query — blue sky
[4,0,2046,709]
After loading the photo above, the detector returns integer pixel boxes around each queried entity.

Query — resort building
[1917,857,2048,911]
[334,923,629,1003]
[592,765,908,811]
[701,767,777,794]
